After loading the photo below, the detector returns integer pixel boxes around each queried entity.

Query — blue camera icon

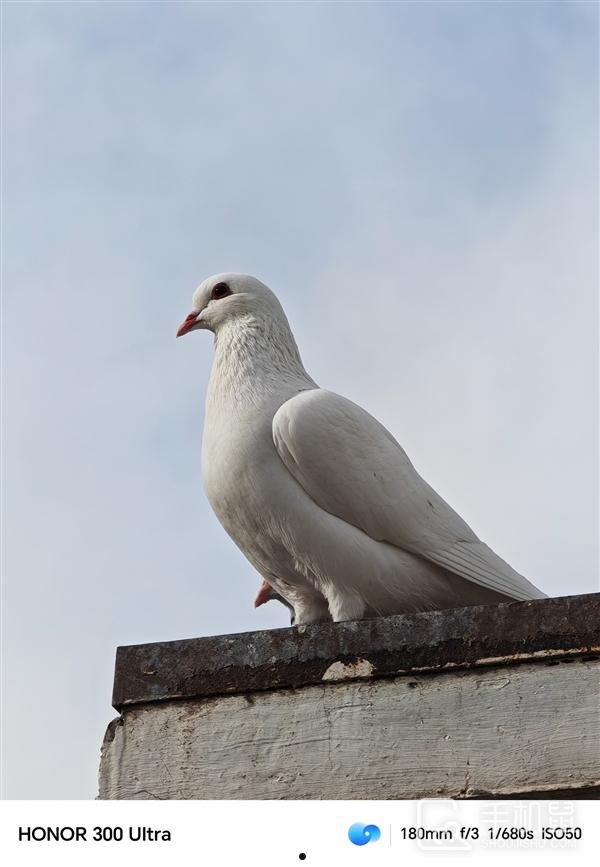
[348,823,381,846]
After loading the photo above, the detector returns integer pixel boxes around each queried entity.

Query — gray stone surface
[99,593,600,800]
[112,593,600,708]
[99,659,599,799]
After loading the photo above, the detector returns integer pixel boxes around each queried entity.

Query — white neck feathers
[207,312,316,409]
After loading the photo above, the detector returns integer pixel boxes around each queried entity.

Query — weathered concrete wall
[99,593,600,800]
[99,658,599,800]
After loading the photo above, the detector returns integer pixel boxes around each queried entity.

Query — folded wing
[272,388,544,601]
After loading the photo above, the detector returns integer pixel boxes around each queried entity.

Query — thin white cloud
[2,1,597,798]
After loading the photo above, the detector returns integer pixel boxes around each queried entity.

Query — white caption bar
[1,798,598,866]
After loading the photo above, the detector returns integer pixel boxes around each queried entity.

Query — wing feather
[272,388,544,601]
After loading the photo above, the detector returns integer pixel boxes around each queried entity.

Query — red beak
[176,311,200,338]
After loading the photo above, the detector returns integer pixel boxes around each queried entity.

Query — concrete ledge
[100,593,600,800]
[112,593,599,709]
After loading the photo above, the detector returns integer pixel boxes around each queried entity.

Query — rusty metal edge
[111,592,600,710]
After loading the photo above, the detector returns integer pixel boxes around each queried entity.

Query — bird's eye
[211,282,232,301]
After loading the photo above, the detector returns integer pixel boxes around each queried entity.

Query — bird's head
[176,273,283,337]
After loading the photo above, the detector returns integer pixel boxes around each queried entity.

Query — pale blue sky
[2,0,598,798]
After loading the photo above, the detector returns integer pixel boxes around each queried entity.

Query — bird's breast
[201,401,279,523]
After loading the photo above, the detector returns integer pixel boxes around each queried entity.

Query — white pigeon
[177,273,545,624]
